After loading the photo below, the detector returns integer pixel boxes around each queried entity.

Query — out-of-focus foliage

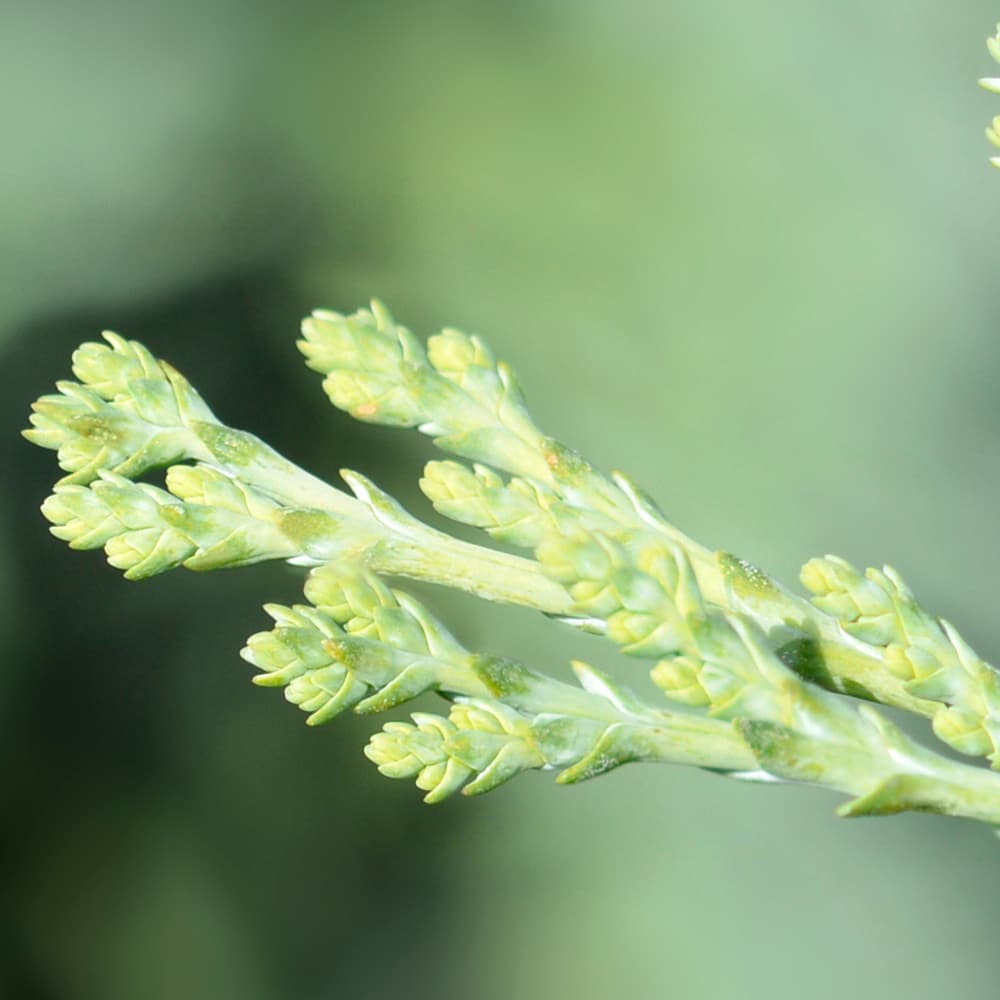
[980,21,1000,163]
[5,2,1000,999]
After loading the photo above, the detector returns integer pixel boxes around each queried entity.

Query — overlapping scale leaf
[244,564,497,724]
[40,470,300,579]
[365,700,546,803]
[537,531,685,656]
[24,331,219,485]
[299,301,551,481]
[802,554,1000,764]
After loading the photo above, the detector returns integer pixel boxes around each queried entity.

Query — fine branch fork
[22,25,1000,833]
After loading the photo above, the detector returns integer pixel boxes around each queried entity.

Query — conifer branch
[20,23,1000,830]
[305,305,938,723]
[243,563,758,793]
[28,306,1000,825]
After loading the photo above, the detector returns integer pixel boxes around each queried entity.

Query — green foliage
[982,24,1000,167]
[300,303,551,482]
[21,25,1000,835]
[25,293,1000,833]
[802,556,1000,761]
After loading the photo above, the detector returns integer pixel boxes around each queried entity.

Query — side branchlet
[24,32,1000,833]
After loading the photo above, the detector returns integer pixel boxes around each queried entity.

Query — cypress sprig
[243,564,497,722]
[25,377,210,487]
[361,668,761,802]
[41,470,304,578]
[365,702,546,803]
[28,302,1000,827]
[419,459,615,549]
[802,556,1000,763]
[647,551,1000,821]
[244,565,759,786]
[299,303,552,483]
[25,330,358,513]
[363,696,688,802]
[299,303,1000,784]
[320,307,980,731]
[25,332,218,485]
[24,31,1000,831]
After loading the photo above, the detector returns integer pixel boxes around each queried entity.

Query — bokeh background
[4,2,1000,997]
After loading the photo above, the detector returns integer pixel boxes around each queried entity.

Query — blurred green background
[5,1,1000,997]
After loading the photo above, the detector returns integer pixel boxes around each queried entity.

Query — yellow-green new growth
[299,303,552,483]
[21,30,1000,831]
[25,294,1000,832]
[244,563,758,785]
[981,24,1000,167]
[365,703,546,803]
[802,556,1000,762]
